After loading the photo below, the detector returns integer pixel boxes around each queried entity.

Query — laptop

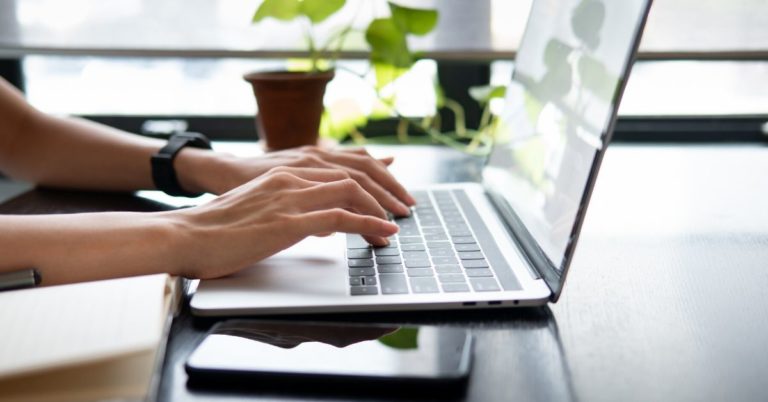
[191,0,653,316]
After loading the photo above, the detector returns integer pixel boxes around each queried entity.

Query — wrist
[173,148,235,195]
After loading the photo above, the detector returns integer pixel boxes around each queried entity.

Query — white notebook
[0,274,179,402]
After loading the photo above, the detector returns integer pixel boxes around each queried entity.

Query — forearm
[0,212,186,285]
[4,113,163,191]
[0,78,229,193]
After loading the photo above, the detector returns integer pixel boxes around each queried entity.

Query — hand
[168,166,399,279]
[177,145,416,216]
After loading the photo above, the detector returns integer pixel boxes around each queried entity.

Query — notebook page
[0,274,169,379]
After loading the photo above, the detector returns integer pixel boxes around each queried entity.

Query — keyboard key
[454,190,523,291]
[435,264,462,274]
[455,243,481,252]
[405,259,432,268]
[450,230,473,237]
[380,274,409,294]
[349,277,363,286]
[374,248,400,256]
[438,274,466,283]
[377,264,404,273]
[407,268,434,277]
[452,236,477,244]
[466,268,494,277]
[376,256,402,265]
[398,227,421,237]
[421,227,446,235]
[442,283,471,293]
[395,217,416,225]
[375,241,398,249]
[410,277,439,293]
[403,251,429,260]
[419,219,442,227]
[347,249,373,259]
[462,259,489,269]
[350,286,379,296]
[418,213,439,221]
[361,276,377,286]
[399,237,424,244]
[458,251,485,260]
[348,259,374,268]
[427,241,452,249]
[432,256,458,265]
[424,233,448,241]
[349,268,375,276]
[401,243,426,251]
[346,234,371,249]
[469,278,501,292]
[428,248,455,257]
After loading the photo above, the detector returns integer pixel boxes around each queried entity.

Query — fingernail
[398,204,411,216]
[385,221,399,233]
[406,194,417,205]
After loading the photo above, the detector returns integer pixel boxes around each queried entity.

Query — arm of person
[0,78,414,215]
[0,167,398,285]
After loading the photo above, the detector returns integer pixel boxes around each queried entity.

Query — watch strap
[151,132,212,197]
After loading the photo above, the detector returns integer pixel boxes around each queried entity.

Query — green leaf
[468,85,507,104]
[377,327,419,349]
[389,3,438,36]
[365,18,412,69]
[372,62,409,91]
[252,0,301,22]
[300,0,346,24]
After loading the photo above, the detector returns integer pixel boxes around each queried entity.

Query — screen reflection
[486,0,646,268]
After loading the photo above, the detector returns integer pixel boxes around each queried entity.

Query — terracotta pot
[243,70,334,151]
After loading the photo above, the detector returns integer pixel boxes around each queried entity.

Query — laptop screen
[483,0,650,285]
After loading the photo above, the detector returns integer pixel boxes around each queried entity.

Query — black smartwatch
[151,132,212,197]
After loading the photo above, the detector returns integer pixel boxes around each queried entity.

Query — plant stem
[397,118,409,143]
[305,19,318,72]
[349,127,367,144]
[443,98,467,137]
[478,104,492,133]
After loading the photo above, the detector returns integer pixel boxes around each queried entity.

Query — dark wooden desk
[2,144,767,402]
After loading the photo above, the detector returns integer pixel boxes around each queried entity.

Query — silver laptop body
[191,0,653,316]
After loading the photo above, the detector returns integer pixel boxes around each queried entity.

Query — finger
[290,179,388,221]
[338,165,411,217]
[378,156,395,166]
[296,208,398,246]
[267,166,350,184]
[343,147,395,167]
[317,151,416,206]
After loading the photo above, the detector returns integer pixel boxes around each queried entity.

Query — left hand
[177,145,416,216]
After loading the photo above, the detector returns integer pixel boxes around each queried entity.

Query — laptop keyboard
[346,189,520,296]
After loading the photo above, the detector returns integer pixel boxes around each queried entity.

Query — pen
[0,268,41,292]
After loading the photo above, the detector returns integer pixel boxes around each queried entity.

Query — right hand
[168,166,399,279]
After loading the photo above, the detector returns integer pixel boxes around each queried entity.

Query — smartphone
[185,320,473,396]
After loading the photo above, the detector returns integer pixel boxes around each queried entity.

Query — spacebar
[452,190,522,291]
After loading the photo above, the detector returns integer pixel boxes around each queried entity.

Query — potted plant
[246,0,437,150]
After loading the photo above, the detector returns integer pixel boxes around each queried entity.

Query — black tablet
[185,319,473,397]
